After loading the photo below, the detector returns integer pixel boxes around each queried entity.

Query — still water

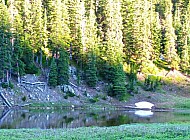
[0,109,189,129]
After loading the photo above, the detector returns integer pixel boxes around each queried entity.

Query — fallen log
[114,105,173,112]
[69,82,78,88]
[21,81,46,86]
[0,92,12,108]
[0,109,12,125]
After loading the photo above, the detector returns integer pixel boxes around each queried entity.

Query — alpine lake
[0,108,190,129]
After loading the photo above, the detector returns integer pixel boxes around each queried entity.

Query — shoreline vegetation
[0,123,189,140]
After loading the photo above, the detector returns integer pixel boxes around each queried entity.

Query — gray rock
[96,87,100,92]
[69,66,77,75]
[63,85,75,95]
[29,94,35,100]
[73,75,77,81]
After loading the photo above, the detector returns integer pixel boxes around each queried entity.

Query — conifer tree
[57,49,69,85]
[48,58,58,87]
[112,64,126,100]
[30,0,47,67]
[97,0,126,98]
[12,35,25,83]
[85,53,97,87]
[173,1,190,71]
[47,0,70,56]
[19,0,38,74]
[0,3,12,83]
[121,0,135,63]
[163,0,179,69]
[8,0,25,83]
[150,2,162,61]
[67,0,84,62]
[83,0,98,87]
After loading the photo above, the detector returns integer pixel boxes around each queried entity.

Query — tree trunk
[40,48,43,69]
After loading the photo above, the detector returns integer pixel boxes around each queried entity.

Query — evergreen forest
[0,0,190,100]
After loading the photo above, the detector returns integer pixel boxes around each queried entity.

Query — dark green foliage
[0,3,12,83]
[144,75,161,91]
[89,97,99,103]
[1,82,14,89]
[101,61,127,100]
[112,64,127,100]
[85,53,97,87]
[64,92,75,99]
[1,82,9,89]
[22,44,39,74]
[127,62,138,92]
[98,60,115,83]
[57,49,69,85]
[12,35,25,78]
[48,58,58,87]
[21,96,27,102]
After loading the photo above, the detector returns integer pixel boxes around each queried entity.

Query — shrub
[89,97,99,103]
[1,82,14,89]
[144,75,161,91]
[22,96,27,102]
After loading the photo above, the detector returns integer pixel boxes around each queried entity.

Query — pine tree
[30,0,47,67]
[84,0,99,54]
[18,0,38,74]
[121,0,135,63]
[48,58,58,87]
[150,2,162,61]
[173,1,190,71]
[0,3,12,83]
[122,0,155,68]
[67,0,84,62]
[47,0,70,56]
[7,0,25,83]
[57,49,69,85]
[85,53,97,87]
[112,64,126,100]
[12,35,25,83]
[82,0,98,87]
[97,0,126,98]
[163,0,179,69]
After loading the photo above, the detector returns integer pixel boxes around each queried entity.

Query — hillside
[0,67,190,110]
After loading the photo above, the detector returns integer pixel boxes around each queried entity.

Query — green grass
[0,123,189,140]
[27,102,72,110]
[174,99,190,109]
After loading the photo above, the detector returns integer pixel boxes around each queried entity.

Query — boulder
[63,85,75,95]
[69,66,77,75]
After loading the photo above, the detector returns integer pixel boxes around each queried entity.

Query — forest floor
[1,69,190,110]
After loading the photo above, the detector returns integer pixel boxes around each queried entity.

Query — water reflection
[134,110,154,117]
[0,109,189,129]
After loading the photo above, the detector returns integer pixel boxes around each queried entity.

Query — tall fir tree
[84,0,98,87]
[30,0,47,68]
[150,1,162,61]
[85,52,97,87]
[112,64,126,100]
[8,0,25,83]
[97,0,126,99]
[0,3,12,83]
[47,0,70,56]
[173,1,190,71]
[67,0,84,63]
[57,49,69,85]
[121,0,136,63]
[164,0,179,69]
[18,0,38,74]
[48,58,58,87]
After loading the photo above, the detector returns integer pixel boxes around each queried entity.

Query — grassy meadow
[0,123,189,140]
